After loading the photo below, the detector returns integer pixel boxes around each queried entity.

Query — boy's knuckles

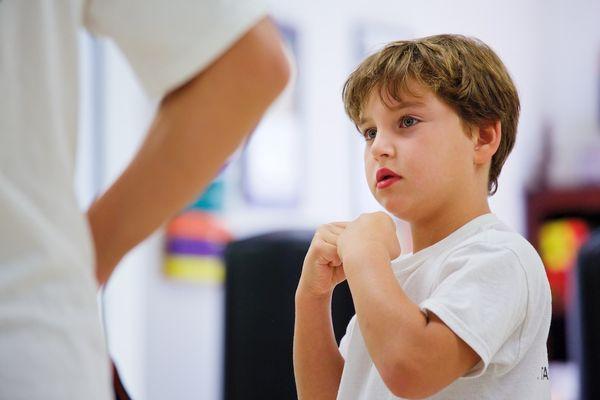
[312,239,335,256]
[317,223,334,232]
[312,240,326,252]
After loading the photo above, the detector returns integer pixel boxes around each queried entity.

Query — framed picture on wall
[240,23,305,208]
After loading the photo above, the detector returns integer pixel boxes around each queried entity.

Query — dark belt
[112,362,132,400]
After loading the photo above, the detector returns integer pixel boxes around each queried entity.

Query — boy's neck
[410,200,491,253]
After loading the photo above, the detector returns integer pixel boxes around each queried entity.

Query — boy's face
[359,80,479,223]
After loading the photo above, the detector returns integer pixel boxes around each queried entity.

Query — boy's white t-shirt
[0,1,266,399]
[337,213,552,400]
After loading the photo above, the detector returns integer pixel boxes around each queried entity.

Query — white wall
[541,0,600,186]
[97,39,155,400]
[76,31,152,400]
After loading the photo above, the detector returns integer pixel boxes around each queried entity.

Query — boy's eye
[400,116,419,128]
[363,128,377,141]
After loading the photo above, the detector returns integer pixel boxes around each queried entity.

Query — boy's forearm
[344,243,481,398]
[342,243,429,392]
[88,18,290,284]
[293,290,344,400]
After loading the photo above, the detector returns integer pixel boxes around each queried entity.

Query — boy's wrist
[295,282,333,305]
[342,240,390,274]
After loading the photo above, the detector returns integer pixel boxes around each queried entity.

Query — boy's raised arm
[293,223,348,399]
[338,213,480,398]
[294,290,344,400]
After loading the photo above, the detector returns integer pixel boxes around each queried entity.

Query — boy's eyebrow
[393,100,427,109]
[358,100,427,126]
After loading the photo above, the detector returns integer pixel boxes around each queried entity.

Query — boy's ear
[473,120,501,165]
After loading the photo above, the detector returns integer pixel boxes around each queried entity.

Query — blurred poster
[241,23,304,207]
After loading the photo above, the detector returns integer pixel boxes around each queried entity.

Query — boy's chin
[377,198,411,220]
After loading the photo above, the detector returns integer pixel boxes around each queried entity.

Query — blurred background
[73,0,600,399]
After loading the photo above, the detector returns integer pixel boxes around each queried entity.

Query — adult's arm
[88,17,291,285]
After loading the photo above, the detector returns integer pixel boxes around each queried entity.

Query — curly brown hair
[342,34,520,195]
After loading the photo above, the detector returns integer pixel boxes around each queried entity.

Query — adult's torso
[0,2,112,399]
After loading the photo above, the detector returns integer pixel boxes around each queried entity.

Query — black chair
[577,230,600,400]
[223,230,355,400]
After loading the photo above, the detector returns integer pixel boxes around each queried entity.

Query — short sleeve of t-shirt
[83,0,268,98]
[419,242,528,378]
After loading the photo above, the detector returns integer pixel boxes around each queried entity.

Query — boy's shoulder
[460,219,540,263]
[441,218,548,286]
[396,214,548,291]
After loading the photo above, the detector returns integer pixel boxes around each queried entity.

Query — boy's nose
[370,132,395,160]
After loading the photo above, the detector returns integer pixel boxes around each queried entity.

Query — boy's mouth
[376,168,402,189]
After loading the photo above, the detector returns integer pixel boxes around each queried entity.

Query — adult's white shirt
[0,1,267,398]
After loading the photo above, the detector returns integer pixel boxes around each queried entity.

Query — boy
[293,34,551,399]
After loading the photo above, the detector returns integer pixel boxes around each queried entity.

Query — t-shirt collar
[392,213,499,269]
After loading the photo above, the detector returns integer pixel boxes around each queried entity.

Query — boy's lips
[376,168,402,189]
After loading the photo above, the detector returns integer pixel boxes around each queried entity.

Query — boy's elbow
[379,357,437,399]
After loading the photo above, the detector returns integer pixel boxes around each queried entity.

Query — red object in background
[166,211,232,243]
[526,186,600,361]
[539,219,590,314]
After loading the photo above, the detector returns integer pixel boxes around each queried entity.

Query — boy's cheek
[363,159,377,183]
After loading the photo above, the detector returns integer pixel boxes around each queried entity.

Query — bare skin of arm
[294,223,347,400]
[88,17,291,285]
[294,293,345,400]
